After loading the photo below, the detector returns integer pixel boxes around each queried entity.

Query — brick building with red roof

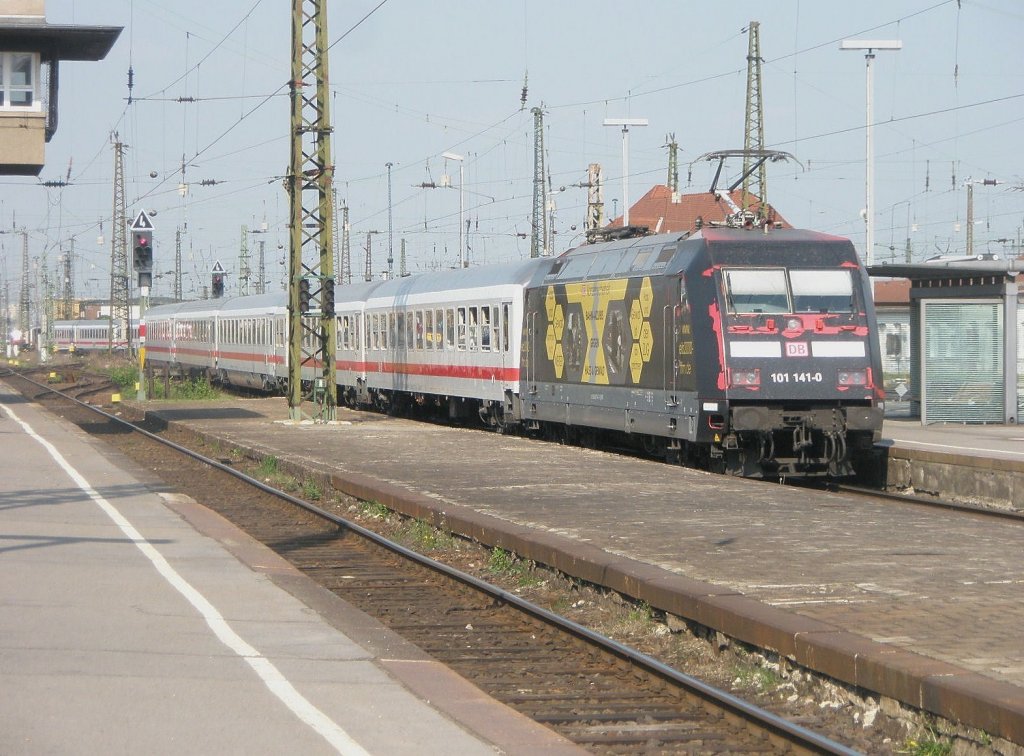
[607,184,791,233]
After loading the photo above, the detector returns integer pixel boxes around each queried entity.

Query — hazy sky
[3,0,1023,301]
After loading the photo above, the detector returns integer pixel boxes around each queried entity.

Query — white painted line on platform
[2,403,369,756]
[889,438,1024,459]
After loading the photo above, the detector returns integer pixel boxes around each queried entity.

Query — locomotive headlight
[837,370,867,386]
[785,317,802,331]
[730,368,761,387]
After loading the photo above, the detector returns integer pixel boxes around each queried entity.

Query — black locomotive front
[519,227,884,478]
[691,228,884,476]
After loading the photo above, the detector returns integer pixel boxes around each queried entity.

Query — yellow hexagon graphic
[629,342,644,383]
[639,320,654,362]
[552,303,564,336]
[639,277,654,318]
[545,286,557,319]
[629,299,643,339]
[545,324,557,360]
[553,342,565,379]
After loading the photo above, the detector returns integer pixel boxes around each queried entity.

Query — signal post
[131,210,154,400]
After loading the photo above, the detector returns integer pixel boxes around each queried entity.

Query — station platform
[0,384,580,754]
[89,393,1024,748]
[880,416,1024,508]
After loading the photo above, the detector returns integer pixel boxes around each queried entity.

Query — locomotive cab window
[789,270,855,313]
[723,268,790,313]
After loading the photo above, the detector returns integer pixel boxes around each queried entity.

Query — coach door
[500,301,512,377]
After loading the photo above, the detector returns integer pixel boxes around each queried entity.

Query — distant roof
[0,21,121,61]
[867,260,1023,280]
[607,184,791,234]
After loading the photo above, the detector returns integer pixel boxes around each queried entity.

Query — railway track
[2,367,860,754]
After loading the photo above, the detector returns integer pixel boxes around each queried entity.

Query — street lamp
[603,118,648,227]
[442,151,465,268]
[841,39,902,266]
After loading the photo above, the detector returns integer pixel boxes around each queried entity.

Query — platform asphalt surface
[117,395,1024,746]
[0,384,581,755]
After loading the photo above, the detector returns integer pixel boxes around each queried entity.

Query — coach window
[457,307,468,350]
[424,310,434,350]
[341,315,351,349]
[395,312,405,349]
[436,309,445,350]
[414,311,424,350]
[467,307,479,350]
[480,307,491,350]
[406,311,415,349]
[443,309,453,350]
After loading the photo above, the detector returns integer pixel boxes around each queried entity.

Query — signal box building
[0,0,120,175]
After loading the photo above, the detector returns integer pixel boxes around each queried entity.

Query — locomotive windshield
[789,270,855,313]
[723,268,856,314]
[723,269,790,313]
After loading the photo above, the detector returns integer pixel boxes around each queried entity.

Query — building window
[0,52,39,109]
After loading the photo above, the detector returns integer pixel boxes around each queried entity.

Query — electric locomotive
[522,227,884,476]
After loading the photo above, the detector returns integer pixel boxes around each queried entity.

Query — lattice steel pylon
[665,133,679,195]
[363,232,373,282]
[238,224,251,296]
[585,163,604,236]
[530,106,547,258]
[340,202,351,285]
[742,21,766,216]
[109,136,130,352]
[287,0,336,421]
[41,252,53,352]
[331,187,341,284]
[60,241,74,320]
[18,231,29,337]
[174,228,183,300]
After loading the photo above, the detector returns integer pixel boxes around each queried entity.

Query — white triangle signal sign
[131,210,154,231]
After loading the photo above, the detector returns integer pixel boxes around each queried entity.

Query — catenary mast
[287,0,336,421]
[530,106,547,258]
[742,21,766,217]
[109,136,130,352]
